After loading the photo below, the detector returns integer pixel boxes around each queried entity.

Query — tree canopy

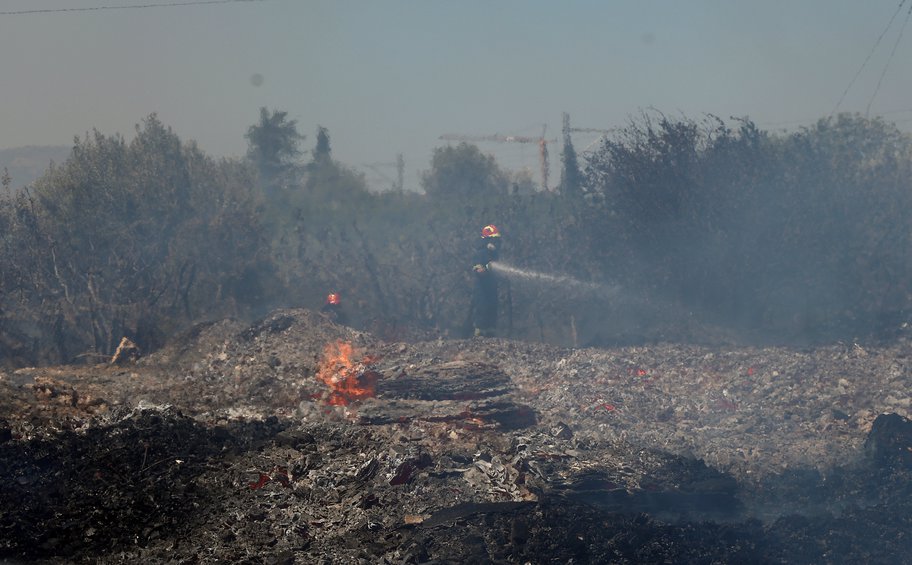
[245,107,305,194]
[3,110,912,367]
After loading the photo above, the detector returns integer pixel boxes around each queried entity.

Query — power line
[0,0,264,16]
[830,0,907,117]
[866,0,912,116]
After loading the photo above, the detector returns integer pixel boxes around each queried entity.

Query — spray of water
[489,262,621,300]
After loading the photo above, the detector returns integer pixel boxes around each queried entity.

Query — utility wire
[0,0,263,16]
[830,0,907,117]
[866,0,912,117]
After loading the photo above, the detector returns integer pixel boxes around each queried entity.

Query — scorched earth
[2,309,912,564]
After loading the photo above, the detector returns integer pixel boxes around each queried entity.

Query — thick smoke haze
[1,0,911,191]
[2,1,912,366]
[3,7,912,562]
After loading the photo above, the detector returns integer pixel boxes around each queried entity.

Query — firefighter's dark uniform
[472,236,500,337]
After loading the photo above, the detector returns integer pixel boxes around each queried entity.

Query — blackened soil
[1,309,912,563]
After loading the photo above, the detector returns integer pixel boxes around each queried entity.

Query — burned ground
[2,309,912,563]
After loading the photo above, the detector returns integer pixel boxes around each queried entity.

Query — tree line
[2,109,911,367]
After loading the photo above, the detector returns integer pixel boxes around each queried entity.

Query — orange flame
[315,340,378,406]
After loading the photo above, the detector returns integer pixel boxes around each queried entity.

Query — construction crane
[361,153,405,191]
[439,124,556,190]
[562,112,616,154]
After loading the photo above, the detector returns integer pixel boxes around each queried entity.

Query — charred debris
[2,309,912,563]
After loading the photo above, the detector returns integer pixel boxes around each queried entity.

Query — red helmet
[326,293,341,305]
[481,224,501,238]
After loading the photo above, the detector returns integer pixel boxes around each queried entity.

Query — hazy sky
[3,0,912,190]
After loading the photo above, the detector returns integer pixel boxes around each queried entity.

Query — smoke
[489,262,621,301]
[490,260,723,347]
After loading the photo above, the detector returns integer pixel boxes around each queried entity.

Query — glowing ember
[315,340,378,406]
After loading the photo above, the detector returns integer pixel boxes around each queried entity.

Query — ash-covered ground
[2,309,912,564]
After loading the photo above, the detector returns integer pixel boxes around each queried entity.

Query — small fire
[315,340,378,406]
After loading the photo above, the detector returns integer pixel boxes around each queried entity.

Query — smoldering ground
[3,309,912,563]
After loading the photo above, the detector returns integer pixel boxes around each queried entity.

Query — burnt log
[376,361,511,401]
[359,360,536,429]
[358,399,537,431]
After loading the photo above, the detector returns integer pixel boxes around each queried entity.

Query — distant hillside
[0,145,71,190]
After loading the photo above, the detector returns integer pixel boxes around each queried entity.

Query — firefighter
[472,224,501,337]
[321,292,349,325]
